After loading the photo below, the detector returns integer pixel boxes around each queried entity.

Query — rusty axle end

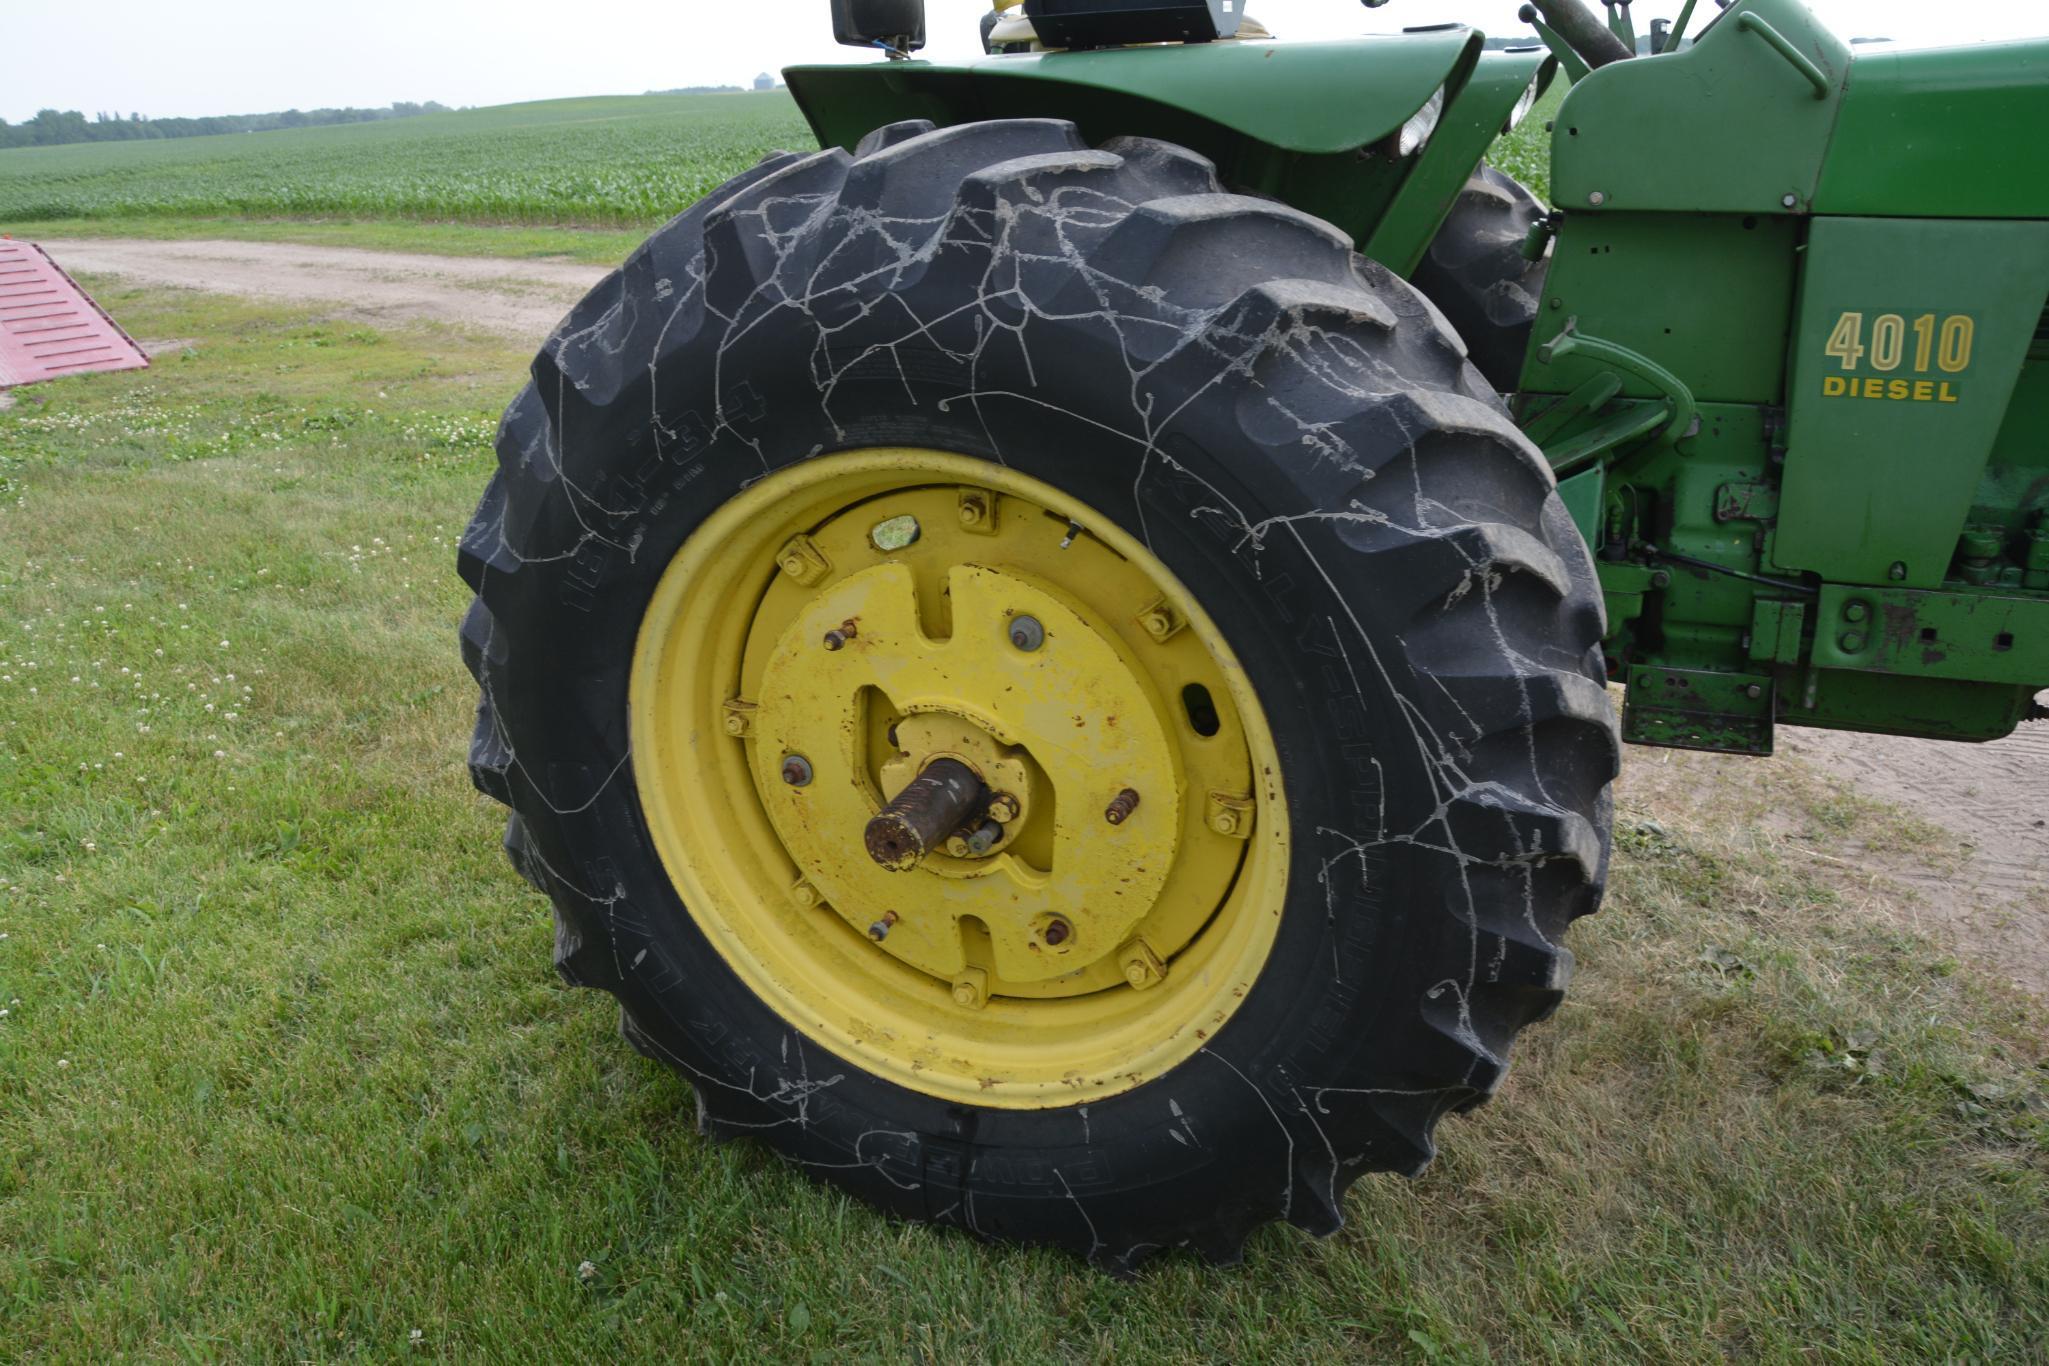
[864,757,986,871]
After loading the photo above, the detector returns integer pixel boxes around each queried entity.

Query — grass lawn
[0,277,2043,1358]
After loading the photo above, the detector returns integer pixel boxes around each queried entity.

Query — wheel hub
[629,451,1288,1105]
[751,556,1181,986]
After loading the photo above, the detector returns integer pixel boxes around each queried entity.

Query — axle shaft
[864,758,987,871]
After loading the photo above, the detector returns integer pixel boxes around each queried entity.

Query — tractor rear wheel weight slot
[459,118,1617,1272]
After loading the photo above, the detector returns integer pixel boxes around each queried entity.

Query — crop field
[0,92,810,229]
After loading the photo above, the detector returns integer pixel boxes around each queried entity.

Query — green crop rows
[0,93,811,229]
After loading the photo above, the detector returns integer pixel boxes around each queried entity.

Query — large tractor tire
[458,120,1617,1272]
[1410,164,1552,394]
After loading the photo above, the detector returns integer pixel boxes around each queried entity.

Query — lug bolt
[780,754,813,786]
[790,881,819,907]
[1008,615,1045,652]
[945,820,1002,858]
[1042,917,1071,947]
[1210,809,1239,836]
[959,494,988,528]
[722,713,748,736]
[986,792,1020,824]
[951,967,988,1010]
[822,619,858,651]
[867,910,899,942]
[1124,961,1149,987]
[1104,787,1141,825]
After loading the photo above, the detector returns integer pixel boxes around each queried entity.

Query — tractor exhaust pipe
[1520,0,1635,69]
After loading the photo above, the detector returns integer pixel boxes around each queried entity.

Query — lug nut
[780,754,813,786]
[1008,615,1045,652]
[986,792,1020,823]
[1210,809,1239,836]
[1042,917,1071,947]
[867,910,898,942]
[1104,788,1140,825]
[822,619,858,651]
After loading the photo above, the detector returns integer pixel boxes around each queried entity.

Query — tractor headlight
[1397,87,1444,157]
[1505,71,1543,132]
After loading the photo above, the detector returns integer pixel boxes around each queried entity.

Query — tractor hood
[785,27,1482,159]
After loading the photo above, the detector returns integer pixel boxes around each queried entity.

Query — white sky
[4,1,2045,125]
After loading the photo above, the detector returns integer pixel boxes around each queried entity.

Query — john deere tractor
[456,0,2049,1268]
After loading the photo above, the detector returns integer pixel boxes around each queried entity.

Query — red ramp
[0,239,150,388]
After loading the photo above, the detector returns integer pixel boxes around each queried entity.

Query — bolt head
[1745,684,1764,700]
[987,793,1020,823]
[722,714,747,736]
[1042,918,1071,947]
[780,556,804,576]
[1210,810,1238,835]
[1839,632,1866,652]
[790,882,818,907]
[780,754,813,786]
[1140,610,1171,638]
[1844,602,1868,623]
[1889,562,1908,581]
[953,981,978,1005]
[823,630,846,651]
[1782,193,1799,209]
[958,498,985,526]
[1008,615,1045,652]
[1588,190,1606,206]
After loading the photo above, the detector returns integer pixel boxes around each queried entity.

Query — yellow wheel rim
[630,450,1287,1107]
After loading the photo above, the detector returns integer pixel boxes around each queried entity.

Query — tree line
[0,102,451,150]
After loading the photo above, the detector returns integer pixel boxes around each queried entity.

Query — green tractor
[455,0,2049,1268]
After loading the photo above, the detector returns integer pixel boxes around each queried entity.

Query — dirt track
[33,236,2049,997]
[39,237,608,339]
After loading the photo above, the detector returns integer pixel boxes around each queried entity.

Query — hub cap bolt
[867,910,898,942]
[1008,615,1045,652]
[1043,917,1071,947]
[781,754,813,786]
[1104,788,1140,825]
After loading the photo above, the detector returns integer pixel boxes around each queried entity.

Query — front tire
[459,120,1617,1271]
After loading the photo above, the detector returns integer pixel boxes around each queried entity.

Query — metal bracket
[1536,317,1698,468]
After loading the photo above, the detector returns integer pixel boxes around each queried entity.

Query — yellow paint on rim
[631,449,1287,1107]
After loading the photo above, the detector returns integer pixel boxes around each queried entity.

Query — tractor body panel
[1814,40,2049,218]
[1548,0,1850,215]
[1772,217,2049,589]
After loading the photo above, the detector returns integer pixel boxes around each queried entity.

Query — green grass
[0,92,810,229]
[1,285,2043,1358]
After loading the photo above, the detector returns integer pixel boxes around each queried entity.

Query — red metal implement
[0,239,149,388]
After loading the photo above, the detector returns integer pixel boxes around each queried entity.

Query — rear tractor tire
[458,119,1617,1272]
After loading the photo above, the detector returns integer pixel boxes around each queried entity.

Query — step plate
[0,240,149,388]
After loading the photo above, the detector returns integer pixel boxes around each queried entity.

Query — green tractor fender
[784,29,1552,275]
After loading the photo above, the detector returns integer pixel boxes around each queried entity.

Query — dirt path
[37,238,608,340]
[1779,711,2049,995]
[23,237,2048,994]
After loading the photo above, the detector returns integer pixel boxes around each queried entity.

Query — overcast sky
[4,0,2045,125]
